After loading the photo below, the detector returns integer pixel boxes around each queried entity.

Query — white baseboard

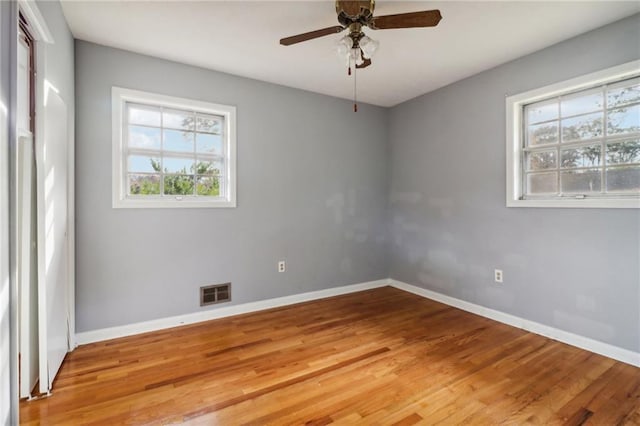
[389,279,640,368]
[75,279,389,345]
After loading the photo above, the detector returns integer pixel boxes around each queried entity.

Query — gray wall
[75,41,389,332]
[38,0,76,126]
[388,14,640,352]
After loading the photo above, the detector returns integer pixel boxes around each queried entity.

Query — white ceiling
[61,1,640,107]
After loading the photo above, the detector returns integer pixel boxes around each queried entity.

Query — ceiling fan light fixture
[351,48,364,66]
[340,35,353,49]
[336,35,354,62]
[359,35,379,58]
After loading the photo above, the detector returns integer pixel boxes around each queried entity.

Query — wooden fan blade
[280,26,345,46]
[369,10,442,30]
[356,58,372,69]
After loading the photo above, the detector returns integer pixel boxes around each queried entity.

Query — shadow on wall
[326,189,387,275]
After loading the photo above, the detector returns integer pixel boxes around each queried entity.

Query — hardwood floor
[20,287,640,425]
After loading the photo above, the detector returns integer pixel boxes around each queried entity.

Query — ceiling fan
[280,0,442,69]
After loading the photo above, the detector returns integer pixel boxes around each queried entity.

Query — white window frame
[506,60,640,208]
[112,87,237,208]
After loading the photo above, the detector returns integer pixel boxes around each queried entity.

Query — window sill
[113,197,236,209]
[506,197,640,209]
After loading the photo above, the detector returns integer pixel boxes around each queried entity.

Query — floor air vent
[200,283,231,306]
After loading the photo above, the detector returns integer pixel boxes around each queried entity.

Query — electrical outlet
[494,269,503,283]
[278,261,286,273]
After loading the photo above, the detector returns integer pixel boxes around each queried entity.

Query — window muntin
[522,76,640,199]
[113,88,236,208]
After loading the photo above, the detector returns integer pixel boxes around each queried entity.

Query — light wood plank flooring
[20,286,640,425]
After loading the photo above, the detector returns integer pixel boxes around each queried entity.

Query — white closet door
[18,136,38,398]
[37,87,69,394]
[17,29,38,399]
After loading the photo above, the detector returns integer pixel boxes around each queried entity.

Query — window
[506,60,640,208]
[112,87,236,208]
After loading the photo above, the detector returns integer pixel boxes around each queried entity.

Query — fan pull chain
[353,59,358,112]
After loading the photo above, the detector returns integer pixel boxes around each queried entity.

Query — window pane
[128,104,161,127]
[606,140,640,165]
[164,129,194,153]
[129,126,161,149]
[163,109,194,130]
[196,113,222,134]
[526,101,558,124]
[606,166,640,192]
[607,104,640,136]
[527,150,556,171]
[561,169,601,193]
[561,145,602,168]
[196,176,221,196]
[196,133,223,154]
[527,172,557,194]
[195,160,223,175]
[128,155,160,173]
[561,112,603,142]
[128,174,160,195]
[561,92,603,117]
[164,175,194,195]
[607,82,640,108]
[528,122,558,146]
[163,157,194,174]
